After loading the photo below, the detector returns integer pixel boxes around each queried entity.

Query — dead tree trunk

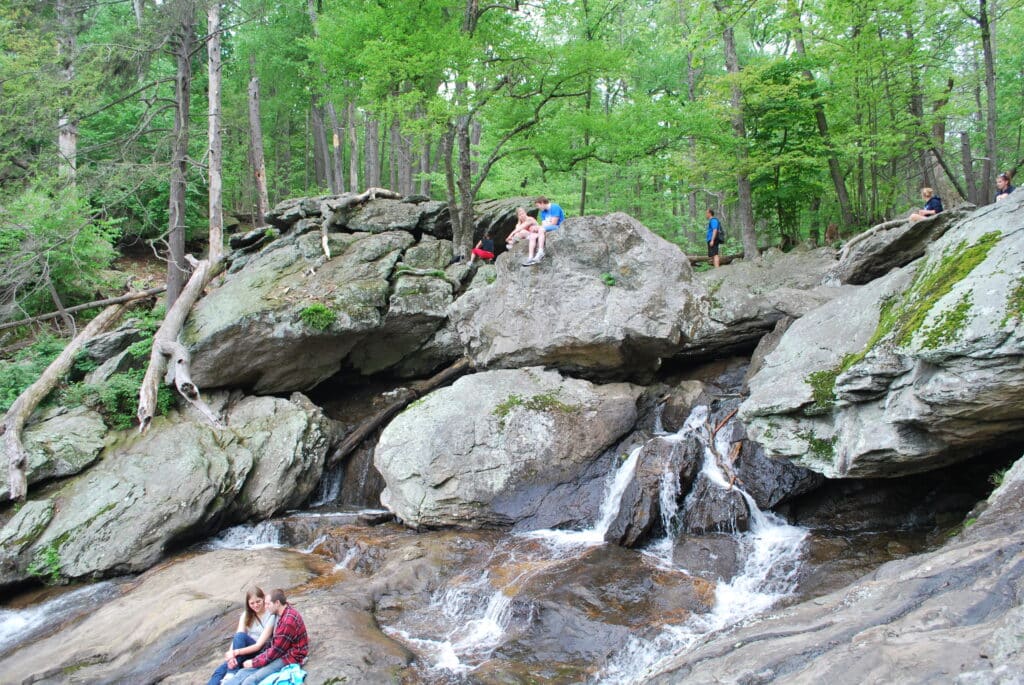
[4,303,127,501]
[347,100,359,192]
[137,256,223,433]
[207,1,224,263]
[248,54,270,227]
[167,3,195,307]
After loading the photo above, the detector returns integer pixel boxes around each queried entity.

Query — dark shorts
[707,241,719,257]
[472,248,495,260]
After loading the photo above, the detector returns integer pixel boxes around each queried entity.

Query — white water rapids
[383,404,809,682]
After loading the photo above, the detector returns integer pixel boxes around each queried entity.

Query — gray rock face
[0,406,107,501]
[828,205,974,285]
[647,452,1024,684]
[677,246,849,360]
[450,212,706,378]
[375,367,642,529]
[0,392,330,586]
[741,197,1024,478]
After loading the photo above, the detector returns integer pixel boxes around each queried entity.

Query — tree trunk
[961,132,979,204]
[365,116,381,188]
[207,2,224,263]
[326,102,345,193]
[978,0,997,204]
[389,118,400,191]
[454,107,476,256]
[419,135,431,196]
[715,0,758,259]
[347,101,359,192]
[310,96,331,190]
[248,54,270,227]
[166,3,195,308]
[56,0,83,183]
[133,0,145,28]
[439,127,460,257]
[4,303,126,501]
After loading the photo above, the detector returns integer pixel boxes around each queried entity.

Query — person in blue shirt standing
[706,208,721,268]
[523,196,565,266]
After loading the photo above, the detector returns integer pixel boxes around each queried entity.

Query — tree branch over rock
[3,303,127,501]
[137,255,223,433]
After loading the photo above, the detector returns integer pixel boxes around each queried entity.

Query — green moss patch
[798,430,837,462]
[299,303,337,330]
[1002,276,1024,328]
[803,232,1000,411]
[493,392,581,429]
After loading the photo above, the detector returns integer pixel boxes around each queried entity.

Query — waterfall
[596,404,809,683]
[309,461,344,507]
[208,520,282,550]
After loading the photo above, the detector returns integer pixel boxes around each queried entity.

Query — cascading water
[596,405,809,683]
[0,580,122,655]
[208,520,282,549]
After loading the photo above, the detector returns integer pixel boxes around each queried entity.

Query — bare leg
[526,232,538,260]
[713,254,720,268]
[537,230,546,255]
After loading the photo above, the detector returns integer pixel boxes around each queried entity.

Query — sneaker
[534,250,545,262]
[521,257,537,266]
[505,243,514,251]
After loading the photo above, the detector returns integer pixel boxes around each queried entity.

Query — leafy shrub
[27,542,63,585]
[299,303,337,330]
[0,184,121,320]
[63,369,175,430]
[600,272,616,286]
[0,335,66,412]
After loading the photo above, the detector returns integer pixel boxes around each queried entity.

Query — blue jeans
[229,657,285,685]
[207,632,256,685]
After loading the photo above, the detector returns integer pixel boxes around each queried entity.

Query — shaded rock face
[0,392,330,587]
[647,452,1024,684]
[675,246,849,361]
[742,196,1024,478]
[375,367,642,529]
[450,212,706,379]
[828,205,974,285]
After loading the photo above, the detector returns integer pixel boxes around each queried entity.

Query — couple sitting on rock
[505,196,565,266]
[207,587,309,685]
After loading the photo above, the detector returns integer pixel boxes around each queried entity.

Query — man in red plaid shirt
[228,589,309,684]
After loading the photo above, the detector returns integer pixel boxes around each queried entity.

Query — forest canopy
[1,0,1022,323]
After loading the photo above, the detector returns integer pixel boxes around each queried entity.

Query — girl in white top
[206,587,277,685]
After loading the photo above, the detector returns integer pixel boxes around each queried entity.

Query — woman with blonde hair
[909,187,943,222]
[206,587,277,685]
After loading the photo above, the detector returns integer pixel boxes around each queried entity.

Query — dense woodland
[1,0,1023,325]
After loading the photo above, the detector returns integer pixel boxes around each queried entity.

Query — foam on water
[208,520,282,549]
[0,581,120,654]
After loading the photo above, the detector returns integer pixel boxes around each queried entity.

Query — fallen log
[326,357,473,469]
[3,302,128,501]
[0,286,166,333]
[687,253,744,266]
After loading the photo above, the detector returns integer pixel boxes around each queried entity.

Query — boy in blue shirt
[706,208,721,268]
[523,196,565,266]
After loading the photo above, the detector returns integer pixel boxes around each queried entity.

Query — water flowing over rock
[646,452,1024,683]
[741,196,1024,478]
[0,392,330,587]
[827,205,974,285]
[375,367,643,529]
[450,212,706,379]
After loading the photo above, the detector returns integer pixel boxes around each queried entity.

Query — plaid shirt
[251,604,309,668]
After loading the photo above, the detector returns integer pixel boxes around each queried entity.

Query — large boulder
[450,212,706,379]
[0,392,330,586]
[827,205,974,285]
[375,367,643,529]
[184,229,454,392]
[676,246,849,360]
[741,196,1024,478]
[646,451,1024,684]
